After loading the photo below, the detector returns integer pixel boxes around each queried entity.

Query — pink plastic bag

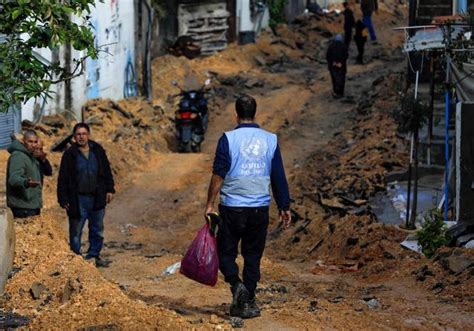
[180,222,219,286]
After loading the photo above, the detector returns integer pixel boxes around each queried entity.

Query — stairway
[413,83,455,167]
[416,0,452,25]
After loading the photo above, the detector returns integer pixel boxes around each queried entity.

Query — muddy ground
[1,1,474,330]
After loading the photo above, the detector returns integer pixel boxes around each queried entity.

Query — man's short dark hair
[235,94,257,120]
[23,129,38,139]
[73,122,90,134]
[343,2,348,7]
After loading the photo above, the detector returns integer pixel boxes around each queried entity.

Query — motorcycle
[172,79,210,153]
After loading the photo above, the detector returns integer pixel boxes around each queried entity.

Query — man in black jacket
[326,34,349,98]
[57,123,115,266]
[343,2,355,47]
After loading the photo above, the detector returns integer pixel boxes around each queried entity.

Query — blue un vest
[220,127,277,207]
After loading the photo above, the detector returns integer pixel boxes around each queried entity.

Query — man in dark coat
[57,123,115,267]
[361,0,377,41]
[343,2,355,47]
[354,19,368,64]
[326,34,349,98]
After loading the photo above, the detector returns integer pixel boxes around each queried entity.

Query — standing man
[6,130,42,218]
[57,123,115,267]
[361,0,377,41]
[326,34,349,98]
[205,95,291,319]
[343,2,355,47]
[354,19,368,64]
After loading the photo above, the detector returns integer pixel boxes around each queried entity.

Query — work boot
[85,255,109,268]
[240,297,261,319]
[229,282,249,317]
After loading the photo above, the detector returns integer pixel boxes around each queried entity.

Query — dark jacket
[354,20,368,44]
[343,8,355,31]
[39,158,52,184]
[326,40,348,71]
[57,141,115,218]
[361,0,378,16]
[6,140,42,210]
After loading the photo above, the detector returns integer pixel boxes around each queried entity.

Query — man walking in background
[343,2,355,47]
[354,19,368,64]
[58,123,115,267]
[6,130,42,218]
[361,0,377,41]
[326,34,349,98]
[205,94,291,319]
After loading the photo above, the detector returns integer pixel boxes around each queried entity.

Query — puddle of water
[371,175,444,225]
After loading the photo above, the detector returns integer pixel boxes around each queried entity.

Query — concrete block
[0,207,14,294]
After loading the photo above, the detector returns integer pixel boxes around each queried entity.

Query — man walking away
[205,94,291,319]
[326,34,349,98]
[343,2,355,47]
[354,19,368,64]
[361,0,377,41]
[6,130,42,218]
[57,123,115,267]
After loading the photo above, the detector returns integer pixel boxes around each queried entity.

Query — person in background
[360,0,378,41]
[57,123,115,267]
[205,94,291,319]
[343,2,355,47]
[354,19,368,64]
[326,34,349,98]
[6,130,42,218]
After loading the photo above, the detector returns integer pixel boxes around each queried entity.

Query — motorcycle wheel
[192,143,201,153]
[179,141,192,153]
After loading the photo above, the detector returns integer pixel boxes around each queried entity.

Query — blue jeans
[69,195,105,257]
[363,15,377,41]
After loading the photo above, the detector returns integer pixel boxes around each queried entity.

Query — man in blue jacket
[205,94,291,319]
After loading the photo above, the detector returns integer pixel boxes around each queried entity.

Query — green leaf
[12,10,22,20]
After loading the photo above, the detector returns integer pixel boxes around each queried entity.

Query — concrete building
[23,0,137,122]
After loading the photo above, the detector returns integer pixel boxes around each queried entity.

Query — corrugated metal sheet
[0,34,22,149]
[0,109,21,150]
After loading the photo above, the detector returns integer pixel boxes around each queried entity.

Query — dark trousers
[217,205,269,298]
[69,195,105,257]
[356,40,365,63]
[362,15,376,41]
[329,67,347,96]
[11,208,40,218]
[344,30,352,48]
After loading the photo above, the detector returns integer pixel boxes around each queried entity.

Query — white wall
[23,0,136,121]
[316,0,345,8]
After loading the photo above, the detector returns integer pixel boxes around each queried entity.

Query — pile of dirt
[23,98,174,193]
[410,247,474,301]
[1,211,194,330]
[268,72,414,274]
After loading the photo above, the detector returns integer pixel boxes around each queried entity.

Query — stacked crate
[178,2,230,56]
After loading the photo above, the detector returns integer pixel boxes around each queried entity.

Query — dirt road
[96,12,474,330]
[4,3,473,329]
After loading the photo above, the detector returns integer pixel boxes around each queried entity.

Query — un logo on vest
[240,137,268,161]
